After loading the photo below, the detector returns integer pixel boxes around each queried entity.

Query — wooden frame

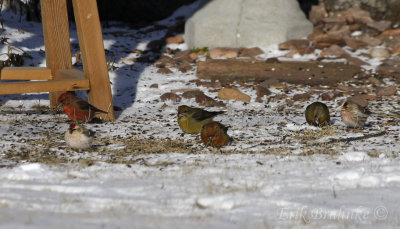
[0,0,115,121]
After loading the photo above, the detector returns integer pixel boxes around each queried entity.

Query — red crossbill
[57,92,107,122]
[201,121,230,148]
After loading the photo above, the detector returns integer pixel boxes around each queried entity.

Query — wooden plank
[196,59,362,85]
[40,0,73,106]
[0,79,89,95]
[54,69,85,80]
[72,0,115,121]
[0,67,52,80]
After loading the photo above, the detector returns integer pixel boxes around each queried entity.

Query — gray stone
[185,0,313,49]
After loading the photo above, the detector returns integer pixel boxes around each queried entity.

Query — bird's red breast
[58,92,99,122]
[201,121,230,147]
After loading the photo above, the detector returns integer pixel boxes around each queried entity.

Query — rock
[166,35,184,44]
[182,90,203,99]
[376,85,397,96]
[349,24,361,31]
[367,77,383,85]
[255,85,271,98]
[321,92,334,101]
[154,55,176,67]
[345,8,373,24]
[308,29,345,49]
[334,91,344,98]
[160,92,181,102]
[209,48,239,59]
[280,40,314,57]
[323,0,400,24]
[381,28,400,37]
[344,55,368,66]
[370,48,390,59]
[196,81,222,88]
[326,24,351,38]
[160,103,168,109]
[255,96,263,103]
[391,45,400,56]
[239,47,264,57]
[322,14,347,23]
[286,98,295,106]
[279,39,309,50]
[270,94,286,102]
[184,0,313,49]
[337,85,366,93]
[177,63,193,73]
[309,3,327,25]
[150,83,159,88]
[188,52,198,60]
[195,93,225,107]
[376,57,400,77]
[292,93,310,101]
[319,45,367,66]
[171,88,200,93]
[367,20,391,32]
[320,44,346,57]
[344,37,368,50]
[265,57,280,63]
[360,94,377,100]
[157,67,173,74]
[218,87,251,102]
[357,34,381,47]
[259,78,283,88]
[173,50,195,63]
[321,91,343,101]
[347,96,368,108]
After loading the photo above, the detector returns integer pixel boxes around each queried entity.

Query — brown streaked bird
[201,121,230,148]
[341,101,370,128]
[57,92,107,122]
[305,102,330,127]
[177,105,224,134]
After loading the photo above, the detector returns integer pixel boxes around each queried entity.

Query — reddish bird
[201,121,231,148]
[341,101,370,128]
[57,92,107,122]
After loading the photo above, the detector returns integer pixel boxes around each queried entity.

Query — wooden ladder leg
[72,0,115,121]
[40,0,73,107]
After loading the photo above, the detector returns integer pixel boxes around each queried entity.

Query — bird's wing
[84,128,95,137]
[192,110,223,121]
[75,99,107,113]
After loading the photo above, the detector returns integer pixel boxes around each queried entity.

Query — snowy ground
[1,1,400,228]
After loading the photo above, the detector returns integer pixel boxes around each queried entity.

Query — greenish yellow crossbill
[177,105,224,134]
[305,102,330,127]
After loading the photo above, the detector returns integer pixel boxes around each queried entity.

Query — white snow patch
[339,152,370,162]
[196,194,236,210]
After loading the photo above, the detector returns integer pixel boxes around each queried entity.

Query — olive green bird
[177,105,224,134]
[305,102,330,127]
